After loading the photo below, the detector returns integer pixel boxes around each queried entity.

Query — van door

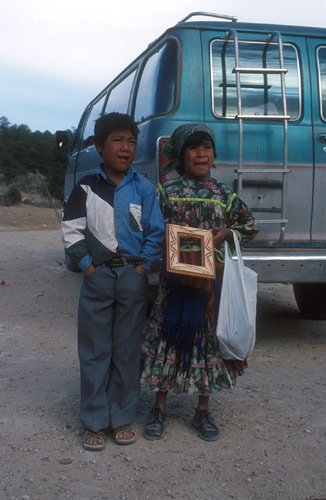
[201,29,314,246]
[307,39,326,245]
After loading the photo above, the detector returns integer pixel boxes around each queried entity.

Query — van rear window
[317,46,326,121]
[211,40,301,121]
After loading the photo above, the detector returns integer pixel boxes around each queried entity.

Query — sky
[1,0,325,133]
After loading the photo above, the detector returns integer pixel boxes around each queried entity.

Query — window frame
[103,69,137,116]
[209,38,302,122]
[132,36,182,124]
[316,45,326,122]
[80,92,107,150]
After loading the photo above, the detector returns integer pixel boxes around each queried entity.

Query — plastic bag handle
[224,230,251,318]
[224,230,243,266]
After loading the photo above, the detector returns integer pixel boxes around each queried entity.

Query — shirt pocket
[129,203,143,232]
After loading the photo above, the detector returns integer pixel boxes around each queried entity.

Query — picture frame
[166,223,216,278]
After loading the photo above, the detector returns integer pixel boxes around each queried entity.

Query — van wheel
[293,283,326,320]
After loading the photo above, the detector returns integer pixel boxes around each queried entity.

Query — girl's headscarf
[162,123,216,176]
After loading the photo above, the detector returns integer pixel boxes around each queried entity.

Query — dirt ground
[0,205,325,500]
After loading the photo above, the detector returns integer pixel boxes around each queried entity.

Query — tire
[293,283,326,320]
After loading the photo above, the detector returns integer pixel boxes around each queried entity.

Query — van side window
[81,94,106,149]
[317,47,326,121]
[134,39,179,123]
[211,40,301,120]
[104,70,136,115]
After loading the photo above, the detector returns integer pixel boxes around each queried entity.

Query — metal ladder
[227,30,291,246]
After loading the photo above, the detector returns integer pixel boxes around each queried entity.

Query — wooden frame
[166,224,216,278]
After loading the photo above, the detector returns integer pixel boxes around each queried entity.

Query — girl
[141,123,258,441]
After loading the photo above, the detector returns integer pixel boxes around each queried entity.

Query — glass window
[105,70,136,115]
[81,94,106,149]
[317,46,326,121]
[211,40,301,120]
[134,39,179,123]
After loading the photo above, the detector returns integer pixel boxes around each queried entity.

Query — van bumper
[241,249,326,283]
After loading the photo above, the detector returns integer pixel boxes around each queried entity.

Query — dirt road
[0,208,325,500]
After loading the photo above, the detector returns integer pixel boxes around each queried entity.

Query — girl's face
[183,140,214,179]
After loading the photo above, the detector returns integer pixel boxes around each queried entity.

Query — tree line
[0,116,72,201]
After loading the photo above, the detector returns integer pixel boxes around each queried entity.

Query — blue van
[57,12,326,319]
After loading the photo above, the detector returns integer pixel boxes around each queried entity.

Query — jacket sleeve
[61,184,92,272]
[157,183,172,223]
[224,185,259,245]
[139,181,166,271]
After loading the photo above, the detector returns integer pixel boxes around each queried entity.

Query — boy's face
[96,129,137,177]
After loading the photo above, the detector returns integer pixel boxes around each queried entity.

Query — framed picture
[166,224,216,278]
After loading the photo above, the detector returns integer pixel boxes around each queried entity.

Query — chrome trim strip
[241,254,326,261]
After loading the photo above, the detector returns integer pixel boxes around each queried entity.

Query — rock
[0,173,62,208]
[9,173,48,194]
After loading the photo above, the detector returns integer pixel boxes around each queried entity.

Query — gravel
[0,208,325,500]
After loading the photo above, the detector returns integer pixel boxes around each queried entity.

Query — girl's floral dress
[141,176,258,395]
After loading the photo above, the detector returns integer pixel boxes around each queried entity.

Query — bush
[6,185,22,205]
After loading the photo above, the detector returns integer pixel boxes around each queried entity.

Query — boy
[62,112,165,450]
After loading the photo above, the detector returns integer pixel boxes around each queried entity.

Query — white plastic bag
[216,230,257,360]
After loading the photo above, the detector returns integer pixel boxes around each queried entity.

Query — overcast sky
[1,0,325,133]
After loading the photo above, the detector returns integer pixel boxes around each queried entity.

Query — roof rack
[178,12,237,24]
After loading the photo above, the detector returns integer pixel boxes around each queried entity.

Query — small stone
[59,459,72,465]
[125,456,132,462]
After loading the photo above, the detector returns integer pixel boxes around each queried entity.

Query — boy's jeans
[78,264,148,431]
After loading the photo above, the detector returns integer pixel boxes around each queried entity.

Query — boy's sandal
[83,429,107,451]
[113,425,137,445]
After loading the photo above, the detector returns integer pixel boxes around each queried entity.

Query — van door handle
[319,134,326,144]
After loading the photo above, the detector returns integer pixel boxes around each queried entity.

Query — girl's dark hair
[177,131,216,175]
[94,112,139,146]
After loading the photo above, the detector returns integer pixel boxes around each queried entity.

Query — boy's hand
[212,227,233,247]
[134,265,146,275]
[85,263,96,276]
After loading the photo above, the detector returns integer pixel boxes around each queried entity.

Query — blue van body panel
[62,16,326,289]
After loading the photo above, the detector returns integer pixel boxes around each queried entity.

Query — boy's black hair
[177,131,216,175]
[94,112,139,146]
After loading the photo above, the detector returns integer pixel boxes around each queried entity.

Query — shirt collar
[96,164,137,183]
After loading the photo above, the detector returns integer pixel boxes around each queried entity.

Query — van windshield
[211,39,301,120]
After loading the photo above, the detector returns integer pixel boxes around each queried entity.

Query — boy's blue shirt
[61,165,165,272]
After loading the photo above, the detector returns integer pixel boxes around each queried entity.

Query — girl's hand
[212,227,233,247]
